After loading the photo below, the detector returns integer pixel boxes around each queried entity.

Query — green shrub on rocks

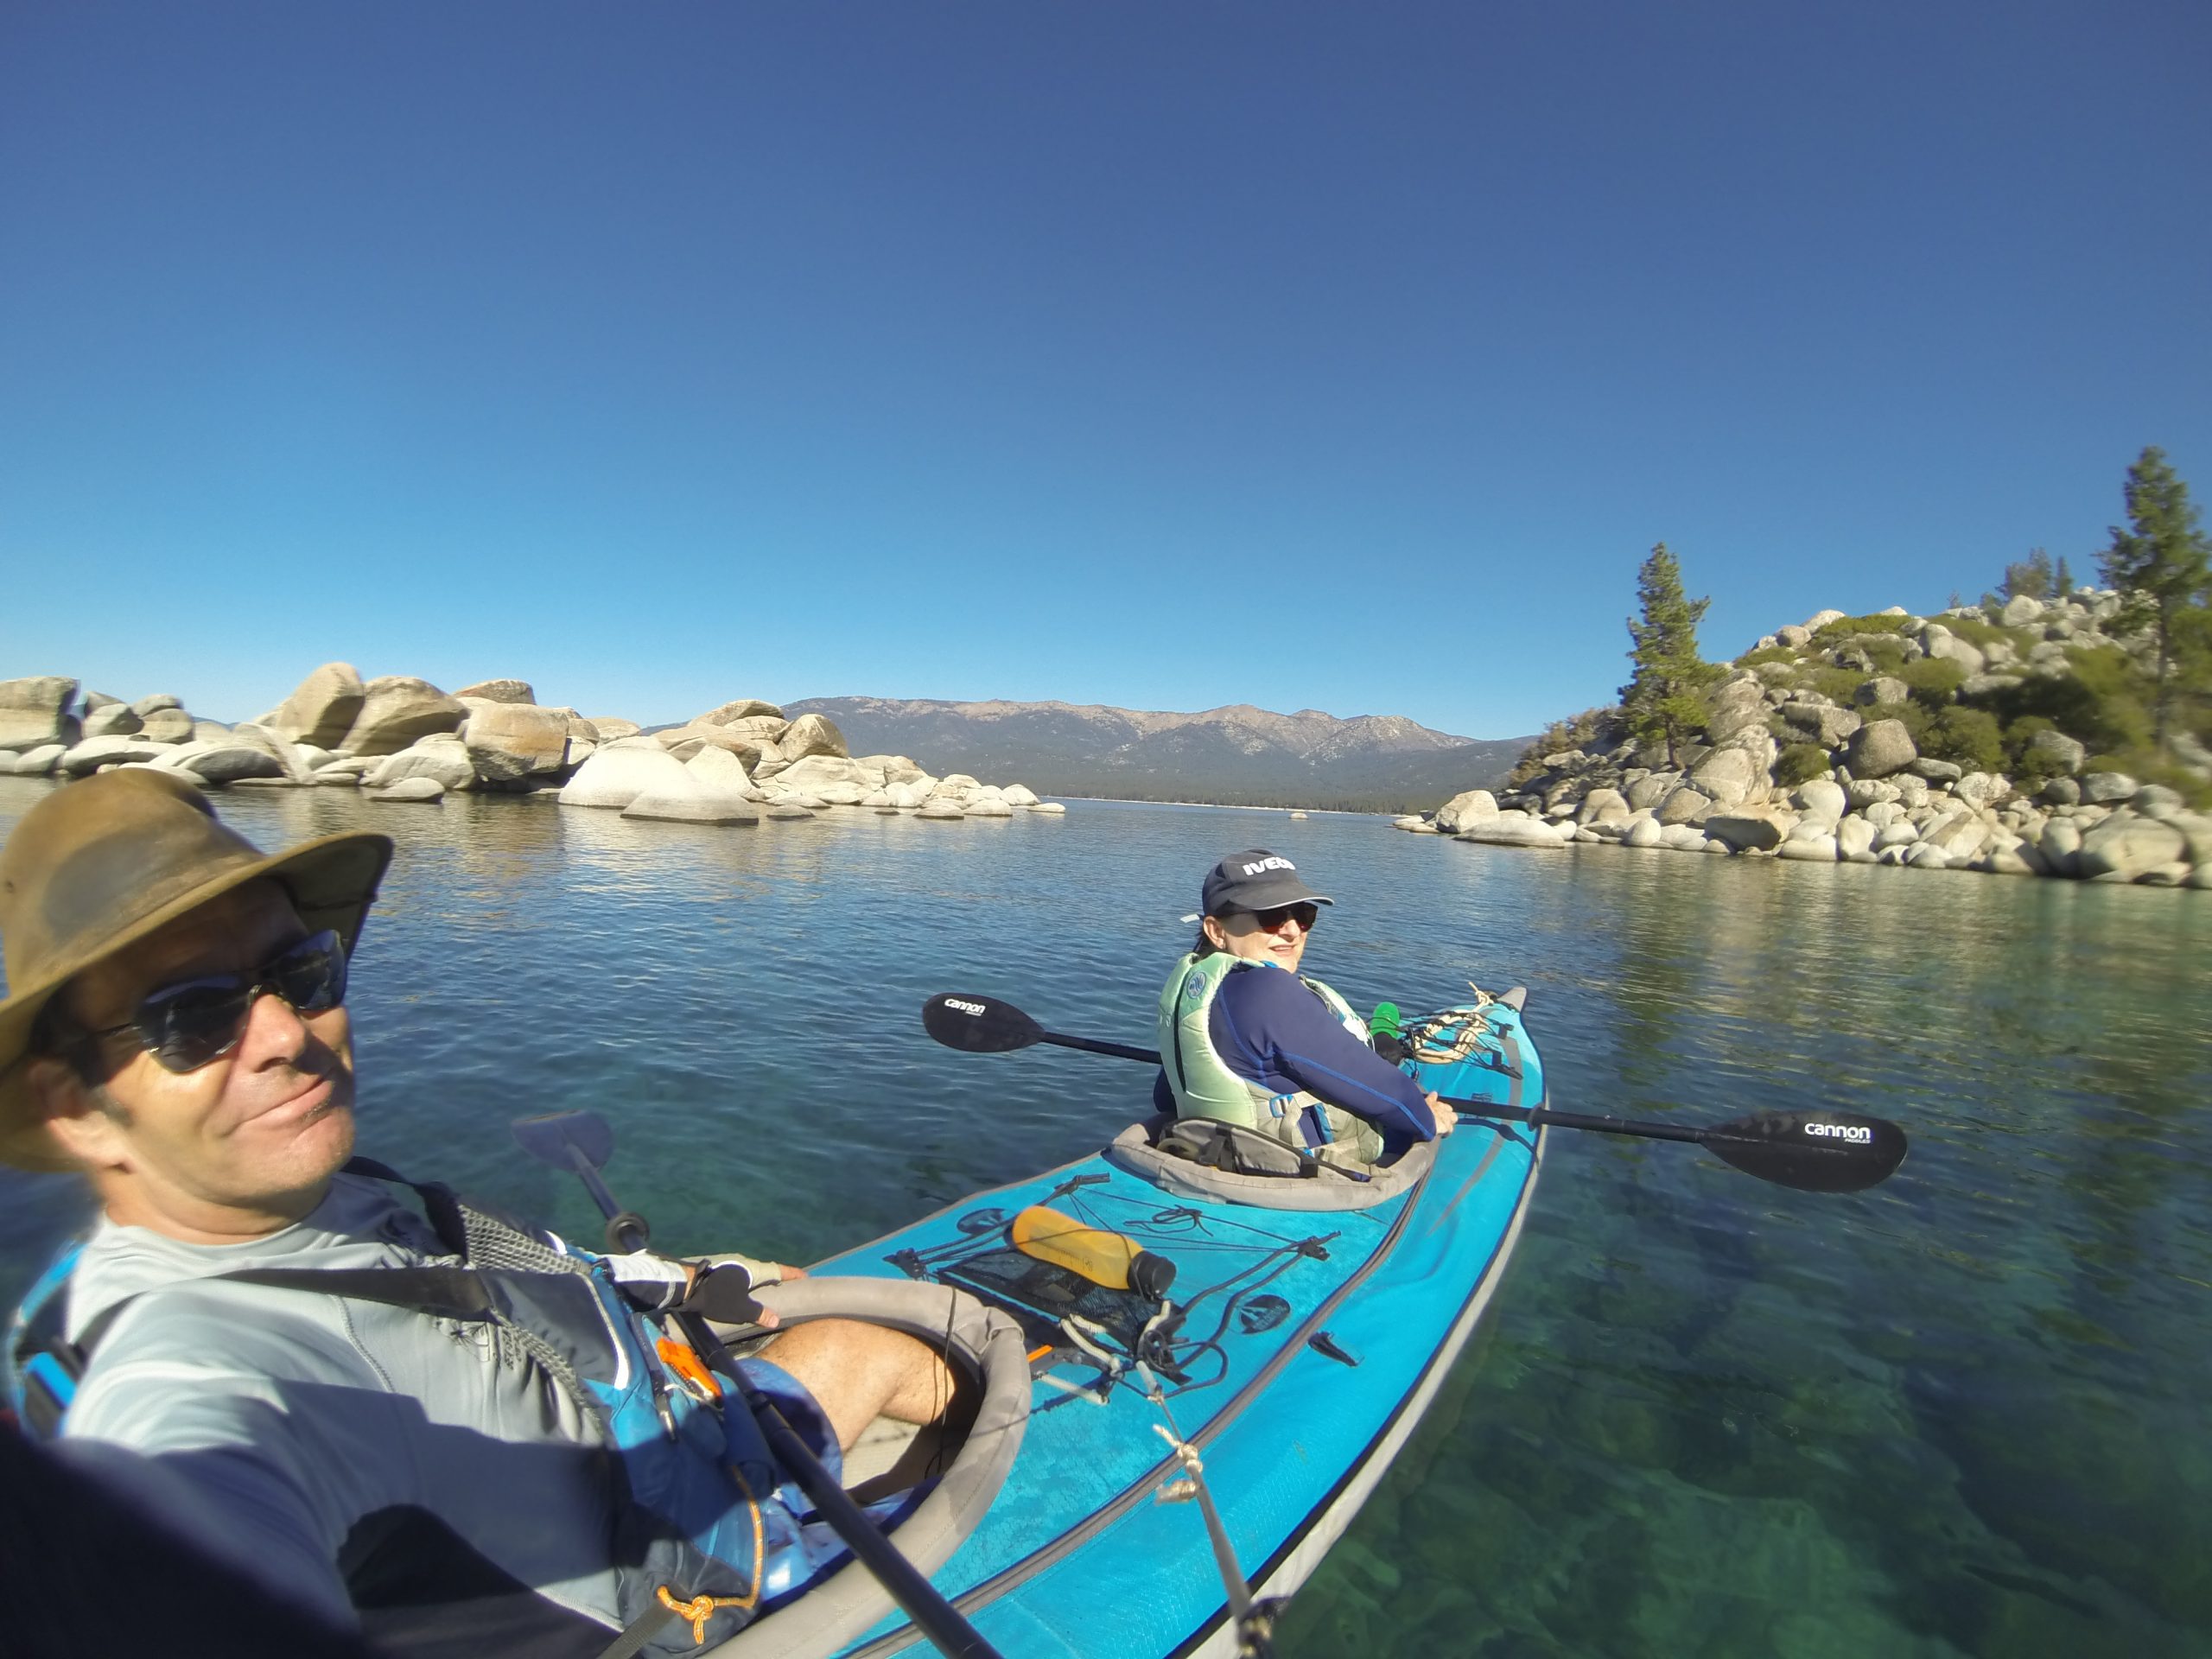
[1900,658,1967,703]
[2058,647,2157,754]
[1504,707,1617,787]
[2003,716,2071,786]
[1941,613,2010,650]
[1968,647,2157,760]
[1922,706,2005,771]
[1735,645,1796,669]
[1774,743,1830,786]
[1812,613,1913,640]
[1863,700,1916,732]
[1808,665,1871,705]
[1853,635,1911,675]
[1877,699,2015,774]
[1865,698,1942,757]
[2083,751,2212,809]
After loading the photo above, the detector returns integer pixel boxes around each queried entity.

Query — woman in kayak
[1154,849,1453,1169]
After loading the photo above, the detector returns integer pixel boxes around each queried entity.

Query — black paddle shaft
[1442,1095,1908,1193]
[1043,1029,1161,1063]
[1443,1097,1702,1144]
[513,1116,1007,1659]
[920,993,1908,1194]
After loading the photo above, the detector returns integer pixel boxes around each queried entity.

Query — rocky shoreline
[1398,593,2212,890]
[0,666,1065,825]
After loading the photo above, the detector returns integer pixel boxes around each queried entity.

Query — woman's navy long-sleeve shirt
[1154,961,1435,1154]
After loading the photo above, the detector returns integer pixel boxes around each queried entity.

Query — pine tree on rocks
[2003,549,2054,601]
[2101,446,2212,754]
[1620,543,1723,767]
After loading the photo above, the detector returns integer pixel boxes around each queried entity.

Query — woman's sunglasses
[1244,902,1319,933]
[60,930,350,1074]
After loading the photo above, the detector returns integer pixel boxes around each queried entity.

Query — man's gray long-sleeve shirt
[53,1173,636,1640]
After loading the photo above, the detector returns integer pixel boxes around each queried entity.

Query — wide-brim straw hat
[0,769,392,1172]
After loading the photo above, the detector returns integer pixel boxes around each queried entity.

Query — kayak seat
[700,1276,1032,1657]
[1102,1116,1437,1211]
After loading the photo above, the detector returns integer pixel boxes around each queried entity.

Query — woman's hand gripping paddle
[921,992,1909,1195]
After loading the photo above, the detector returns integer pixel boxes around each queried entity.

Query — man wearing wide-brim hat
[0,770,962,1654]
[0,768,391,1189]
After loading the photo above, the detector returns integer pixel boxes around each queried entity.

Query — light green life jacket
[1155,951,1389,1168]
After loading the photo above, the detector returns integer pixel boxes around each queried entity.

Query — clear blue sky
[3,3,2207,739]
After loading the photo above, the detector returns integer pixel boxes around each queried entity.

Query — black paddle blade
[922,993,1044,1055]
[511,1110,614,1172]
[1701,1110,1908,1194]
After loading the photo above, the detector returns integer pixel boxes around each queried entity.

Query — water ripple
[2,782,2207,1654]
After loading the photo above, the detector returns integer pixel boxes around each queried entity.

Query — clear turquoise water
[3,779,2208,1656]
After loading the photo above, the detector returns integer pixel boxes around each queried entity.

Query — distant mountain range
[785,696,1532,812]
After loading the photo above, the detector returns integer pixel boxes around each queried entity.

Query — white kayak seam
[1179,1122,1548,1657]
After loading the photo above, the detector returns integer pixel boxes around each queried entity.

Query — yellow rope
[1404,991,1497,1065]
[657,1586,749,1646]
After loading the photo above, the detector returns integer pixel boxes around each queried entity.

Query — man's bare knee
[760,1318,963,1452]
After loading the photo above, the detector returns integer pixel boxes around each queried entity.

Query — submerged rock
[370,778,446,803]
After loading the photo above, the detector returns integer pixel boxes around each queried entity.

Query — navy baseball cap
[1198,849,1334,918]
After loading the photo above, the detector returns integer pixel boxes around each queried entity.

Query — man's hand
[1425,1090,1456,1138]
[677,1257,813,1331]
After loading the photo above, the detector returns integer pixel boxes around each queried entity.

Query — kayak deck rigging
[791,995,1548,1658]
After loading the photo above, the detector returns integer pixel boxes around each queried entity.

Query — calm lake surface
[3,778,2208,1657]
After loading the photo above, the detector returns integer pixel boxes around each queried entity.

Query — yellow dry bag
[1009,1206,1178,1300]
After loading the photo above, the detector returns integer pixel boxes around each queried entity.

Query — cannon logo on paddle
[944,998,988,1017]
[1804,1121,1872,1145]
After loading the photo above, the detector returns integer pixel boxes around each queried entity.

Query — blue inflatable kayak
[734,993,1547,1658]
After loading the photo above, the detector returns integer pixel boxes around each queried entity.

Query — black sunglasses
[1244,903,1319,933]
[62,930,350,1075]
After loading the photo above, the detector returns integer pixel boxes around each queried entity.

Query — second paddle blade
[511,1109,615,1172]
[922,992,1044,1054]
[1704,1109,1909,1193]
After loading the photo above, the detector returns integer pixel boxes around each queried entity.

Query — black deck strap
[219,1267,503,1325]
[340,1155,410,1184]
[1452,1109,1537,1155]
[591,1598,679,1659]
[68,1301,128,1366]
[1499,1029,1526,1107]
[341,1156,472,1259]
[51,1262,505,1386]
[1306,1331,1361,1367]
